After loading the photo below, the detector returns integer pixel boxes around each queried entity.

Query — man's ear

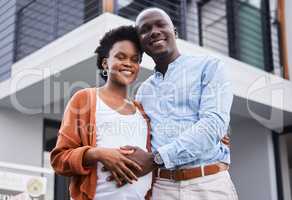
[102,58,108,69]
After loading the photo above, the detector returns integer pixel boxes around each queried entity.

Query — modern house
[0,0,292,199]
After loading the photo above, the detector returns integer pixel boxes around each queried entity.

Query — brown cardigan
[50,88,151,200]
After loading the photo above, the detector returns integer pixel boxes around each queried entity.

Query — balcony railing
[14,0,101,61]
[13,0,284,77]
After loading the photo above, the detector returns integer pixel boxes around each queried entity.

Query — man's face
[136,11,177,59]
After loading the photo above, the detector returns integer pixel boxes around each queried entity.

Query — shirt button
[156,72,163,79]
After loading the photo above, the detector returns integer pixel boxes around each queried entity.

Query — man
[110,7,238,200]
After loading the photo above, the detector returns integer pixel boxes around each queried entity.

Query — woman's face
[103,40,141,86]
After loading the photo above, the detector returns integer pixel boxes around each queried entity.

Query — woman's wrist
[94,147,105,162]
[83,147,102,167]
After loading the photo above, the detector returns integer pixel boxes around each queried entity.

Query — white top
[94,95,152,200]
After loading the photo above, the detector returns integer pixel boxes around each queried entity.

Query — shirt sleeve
[157,59,233,169]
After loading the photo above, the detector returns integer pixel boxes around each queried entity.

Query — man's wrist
[152,151,164,167]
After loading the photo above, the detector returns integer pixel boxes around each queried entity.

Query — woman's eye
[116,55,126,60]
[132,57,139,63]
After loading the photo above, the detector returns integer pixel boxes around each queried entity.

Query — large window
[189,0,281,75]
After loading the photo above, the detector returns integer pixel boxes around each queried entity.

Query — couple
[51,8,238,200]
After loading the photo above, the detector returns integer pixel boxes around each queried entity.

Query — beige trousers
[152,171,238,200]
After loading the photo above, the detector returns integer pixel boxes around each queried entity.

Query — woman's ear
[102,58,108,70]
[174,27,178,38]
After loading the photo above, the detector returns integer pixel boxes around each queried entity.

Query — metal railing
[12,0,283,77]
[14,0,101,62]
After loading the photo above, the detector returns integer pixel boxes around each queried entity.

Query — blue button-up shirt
[136,55,233,169]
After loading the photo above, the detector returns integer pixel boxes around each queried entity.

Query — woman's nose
[123,59,133,67]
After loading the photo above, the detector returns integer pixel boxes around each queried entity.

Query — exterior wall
[279,134,292,200]
[0,11,290,199]
[290,169,292,198]
[286,0,292,79]
[0,107,43,166]
[229,115,278,200]
[0,0,16,82]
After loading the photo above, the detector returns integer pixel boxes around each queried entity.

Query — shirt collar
[153,54,183,77]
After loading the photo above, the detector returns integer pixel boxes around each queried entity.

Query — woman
[50,25,152,200]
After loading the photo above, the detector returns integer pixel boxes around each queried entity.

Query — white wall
[229,114,278,200]
[0,107,43,166]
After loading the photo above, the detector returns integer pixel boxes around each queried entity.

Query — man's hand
[221,135,230,147]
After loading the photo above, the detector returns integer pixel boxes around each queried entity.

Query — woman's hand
[105,146,155,187]
[120,146,156,177]
[85,147,142,186]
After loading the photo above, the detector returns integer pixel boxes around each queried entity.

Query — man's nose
[150,26,161,38]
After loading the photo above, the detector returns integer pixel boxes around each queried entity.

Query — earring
[102,69,108,76]
[174,28,178,38]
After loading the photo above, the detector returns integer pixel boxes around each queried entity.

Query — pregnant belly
[95,169,152,199]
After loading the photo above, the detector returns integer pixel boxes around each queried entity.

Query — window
[236,1,265,69]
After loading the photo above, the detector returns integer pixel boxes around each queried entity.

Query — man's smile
[149,38,167,47]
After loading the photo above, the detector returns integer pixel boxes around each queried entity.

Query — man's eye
[157,23,166,27]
